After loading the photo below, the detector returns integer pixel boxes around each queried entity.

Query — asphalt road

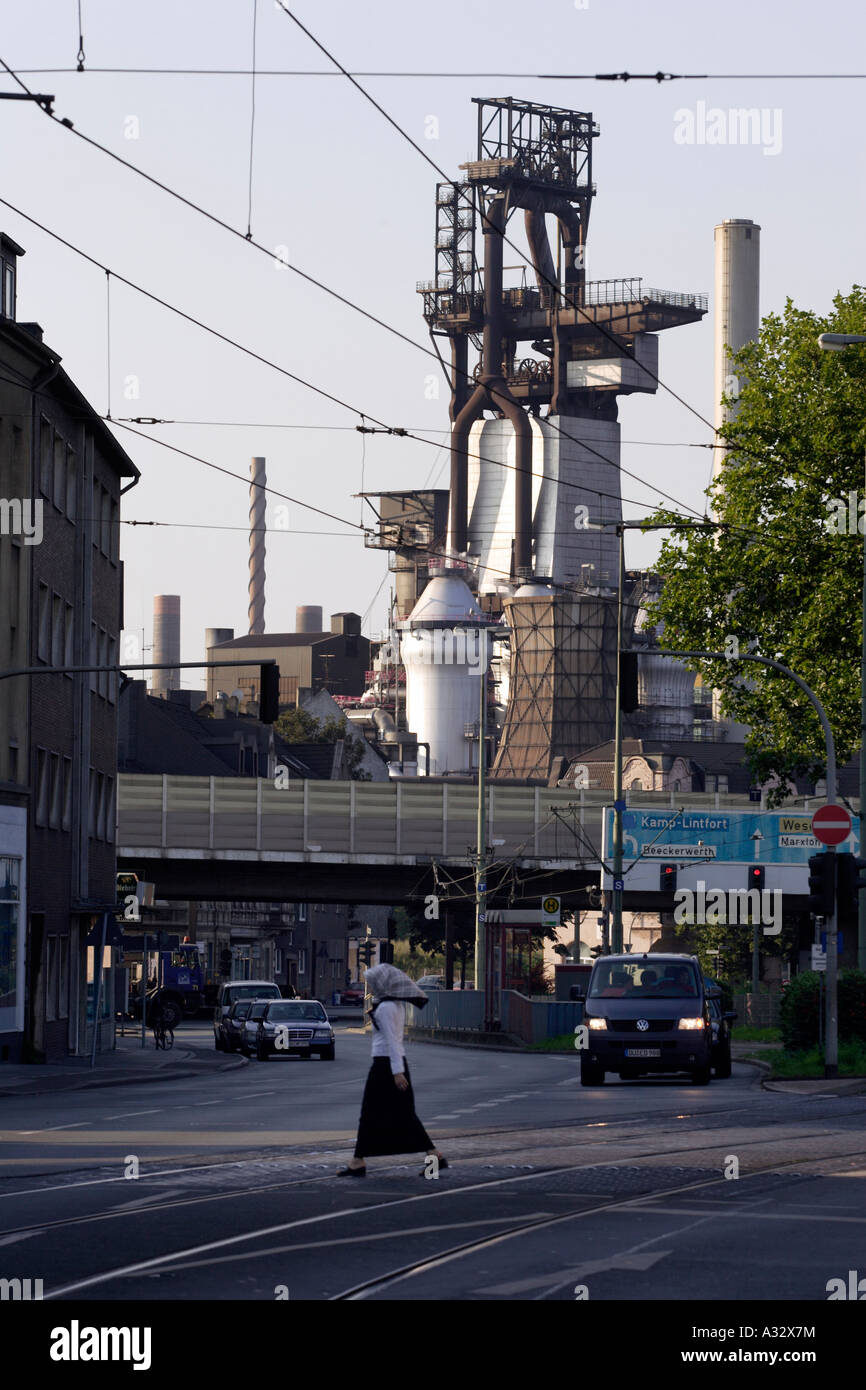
[1,1023,864,1302]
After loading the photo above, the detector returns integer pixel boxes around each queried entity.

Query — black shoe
[337,1165,366,1177]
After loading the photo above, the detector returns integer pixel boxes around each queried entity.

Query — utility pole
[475,660,488,1026]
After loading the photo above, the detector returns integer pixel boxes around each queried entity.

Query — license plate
[625,1047,661,1058]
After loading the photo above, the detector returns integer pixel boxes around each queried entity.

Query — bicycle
[152,1017,174,1050]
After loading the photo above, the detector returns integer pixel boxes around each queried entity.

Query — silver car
[256,1000,335,1061]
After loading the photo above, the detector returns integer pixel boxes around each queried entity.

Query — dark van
[580,952,712,1087]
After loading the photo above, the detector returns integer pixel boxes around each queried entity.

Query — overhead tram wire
[7,67,866,79]
[0,57,718,509]
[273,4,717,437]
[0,195,714,527]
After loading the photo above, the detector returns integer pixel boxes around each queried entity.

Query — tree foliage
[274,708,371,780]
[650,288,866,801]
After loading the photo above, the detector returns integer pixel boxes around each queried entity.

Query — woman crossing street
[337,963,447,1178]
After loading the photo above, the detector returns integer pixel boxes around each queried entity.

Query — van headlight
[587,1016,607,1031]
[678,1017,706,1030]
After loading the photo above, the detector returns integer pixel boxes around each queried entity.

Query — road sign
[613,878,624,891]
[811,945,827,972]
[812,804,852,846]
[541,895,560,926]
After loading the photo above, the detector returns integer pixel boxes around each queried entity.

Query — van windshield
[589,961,700,999]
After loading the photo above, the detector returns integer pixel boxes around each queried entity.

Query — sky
[2,0,865,681]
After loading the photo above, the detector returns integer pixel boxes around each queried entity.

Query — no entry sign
[811,804,852,846]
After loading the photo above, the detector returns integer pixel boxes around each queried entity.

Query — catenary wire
[0,55,719,501]
[273,5,717,436]
[0,196,714,526]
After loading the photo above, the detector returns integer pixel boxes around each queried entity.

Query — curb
[0,1051,248,1097]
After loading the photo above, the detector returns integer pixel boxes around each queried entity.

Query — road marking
[486,1249,673,1295]
[42,1122,90,1131]
[192,1100,225,1108]
[242,1092,276,1099]
[103,1110,161,1120]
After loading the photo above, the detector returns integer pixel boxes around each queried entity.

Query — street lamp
[817,331,866,972]
[590,519,720,952]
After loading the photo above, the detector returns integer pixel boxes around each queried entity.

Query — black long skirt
[354,1057,433,1158]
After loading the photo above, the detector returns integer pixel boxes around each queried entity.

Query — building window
[46,936,58,1021]
[48,752,61,829]
[35,747,48,825]
[298,948,307,976]
[37,583,50,661]
[90,623,98,693]
[53,434,66,512]
[58,936,69,1018]
[88,767,97,837]
[8,541,20,659]
[107,635,117,703]
[1,259,15,318]
[65,448,77,519]
[96,772,107,840]
[98,629,108,699]
[64,603,74,676]
[0,857,21,1024]
[40,418,53,496]
[51,593,63,667]
[61,756,72,831]
[8,742,18,784]
[105,776,115,843]
[297,903,307,922]
[109,494,119,562]
[91,479,99,547]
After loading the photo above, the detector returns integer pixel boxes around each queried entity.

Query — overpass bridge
[116,775,767,911]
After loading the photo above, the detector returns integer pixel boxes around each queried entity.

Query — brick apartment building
[0,233,139,1062]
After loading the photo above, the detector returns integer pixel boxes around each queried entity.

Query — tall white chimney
[713,219,760,485]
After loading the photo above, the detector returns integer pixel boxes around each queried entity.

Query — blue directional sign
[604,807,860,868]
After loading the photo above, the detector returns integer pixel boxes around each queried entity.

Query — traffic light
[619,652,639,713]
[358,941,374,965]
[259,663,281,723]
[659,863,677,894]
[836,852,866,916]
[747,865,765,893]
[807,852,835,918]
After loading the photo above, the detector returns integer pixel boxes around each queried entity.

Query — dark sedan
[255,1000,335,1060]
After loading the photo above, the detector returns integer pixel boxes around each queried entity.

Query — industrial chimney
[248,456,266,635]
[713,219,760,484]
[296,605,323,634]
[152,595,181,696]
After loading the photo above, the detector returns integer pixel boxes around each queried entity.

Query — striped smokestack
[248,455,266,635]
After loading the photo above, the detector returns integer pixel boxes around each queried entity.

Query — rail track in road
[27,1097,866,1300]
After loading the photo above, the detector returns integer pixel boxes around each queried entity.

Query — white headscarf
[364,963,428,1005]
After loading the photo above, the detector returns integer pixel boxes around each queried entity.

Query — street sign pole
[825,852,839,1079]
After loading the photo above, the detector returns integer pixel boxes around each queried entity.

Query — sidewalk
[731,1041,866,1096]
[0,1031,247,1098]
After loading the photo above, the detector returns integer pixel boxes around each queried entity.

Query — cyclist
[150,990,174,1050]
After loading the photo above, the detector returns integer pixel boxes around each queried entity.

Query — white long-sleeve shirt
[370,1000,407,1074]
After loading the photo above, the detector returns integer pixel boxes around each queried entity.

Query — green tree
[274,708,371,780]
[650,287,866,801]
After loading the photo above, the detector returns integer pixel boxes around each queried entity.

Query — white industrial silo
[400,568,489,776]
